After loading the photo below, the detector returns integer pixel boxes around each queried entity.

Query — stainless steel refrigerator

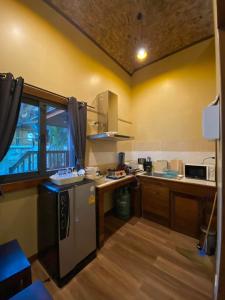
[38,179,96,286]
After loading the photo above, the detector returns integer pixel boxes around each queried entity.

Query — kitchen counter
[137,173,216,187]
[96,174,136,189]
[138,173,216,238]
[95,173,216,248]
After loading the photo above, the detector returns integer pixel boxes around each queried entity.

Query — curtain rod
[80,102,95,109]
[24,83,95,109]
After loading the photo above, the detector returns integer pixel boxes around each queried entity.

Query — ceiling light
[136,48,148,61]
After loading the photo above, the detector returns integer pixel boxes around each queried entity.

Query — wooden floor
[32,216,215,300]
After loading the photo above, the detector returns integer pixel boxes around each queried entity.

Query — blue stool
[0,240,32,299]
[10,280,52,300]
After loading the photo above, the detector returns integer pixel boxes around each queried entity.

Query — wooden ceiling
[44,0,214,75]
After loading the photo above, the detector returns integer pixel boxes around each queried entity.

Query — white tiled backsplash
[87,150,215,167]
[87,151,133,166]
[131,151,216,165]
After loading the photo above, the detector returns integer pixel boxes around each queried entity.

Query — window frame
[0,85,69,185]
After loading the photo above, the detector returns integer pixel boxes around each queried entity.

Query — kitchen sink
[144,171,178,179]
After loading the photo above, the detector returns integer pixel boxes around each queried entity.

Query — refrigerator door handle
[66,208,70,237]
[66,191,71,238]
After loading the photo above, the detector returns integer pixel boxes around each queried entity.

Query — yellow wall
[0,0,133,158]
[0,0,216,257]
[0,0,132,256]
[0,189,37,256]
[131,39,216,152]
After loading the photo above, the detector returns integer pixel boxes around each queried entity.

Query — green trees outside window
[0,100,70,179]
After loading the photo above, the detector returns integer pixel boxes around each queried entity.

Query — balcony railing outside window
[0,100,71,179]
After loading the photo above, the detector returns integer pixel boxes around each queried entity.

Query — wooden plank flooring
[32,216,214,299]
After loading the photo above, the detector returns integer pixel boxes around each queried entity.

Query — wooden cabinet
[171,192,203,238]
[142,181,170,226]
[139,176,216,238]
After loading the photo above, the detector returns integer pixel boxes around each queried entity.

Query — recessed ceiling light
[136,47,148,61]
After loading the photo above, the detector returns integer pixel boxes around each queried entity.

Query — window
[0,97,70,182]
[46,105,69,171]
[0,102,39,176]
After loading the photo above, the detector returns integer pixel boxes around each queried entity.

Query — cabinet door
[171,192,202,238]
[141,181,170,226]
[73,183,96,265]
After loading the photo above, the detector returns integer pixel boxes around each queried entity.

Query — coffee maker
[138,158,146,171]
[144,157,152,173]
[138,157,152,173]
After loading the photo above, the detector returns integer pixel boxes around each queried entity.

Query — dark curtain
[68,97,87,170]
[0,73,24,161]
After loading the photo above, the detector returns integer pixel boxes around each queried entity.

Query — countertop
[137,173,216,187]
[95,174,136,189]
[95,172,216,188]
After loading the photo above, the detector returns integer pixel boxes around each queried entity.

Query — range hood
[87,91,134,142]
[87,132,133,141]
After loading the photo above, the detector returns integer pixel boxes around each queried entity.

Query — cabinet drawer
[145,182,169,200]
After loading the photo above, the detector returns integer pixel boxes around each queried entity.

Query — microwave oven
[185,164,215,181]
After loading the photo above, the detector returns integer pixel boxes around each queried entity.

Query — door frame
[214,1,225,299]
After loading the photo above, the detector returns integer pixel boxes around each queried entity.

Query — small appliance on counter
[108,152,130,176]
[138,157,153,172]
[185,164,215,181]
[38,179,96,287]
[144,157,153,173]
[125,160,142,174]
[138,158,146,171]
[106,169,126,179]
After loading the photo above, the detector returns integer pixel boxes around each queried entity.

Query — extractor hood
[87,91,134,142]
[87,132,133,141]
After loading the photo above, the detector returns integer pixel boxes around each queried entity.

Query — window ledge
[1,177,48,193]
